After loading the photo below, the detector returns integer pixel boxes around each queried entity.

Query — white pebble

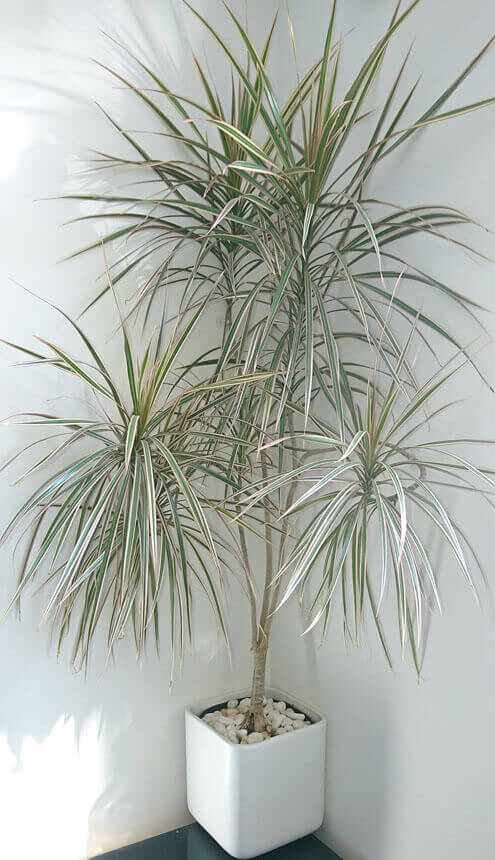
[224,709,239,719]
[268,711,283,730]
[205,710,221,720]
[247,732,264,744]
[204,700,310,743]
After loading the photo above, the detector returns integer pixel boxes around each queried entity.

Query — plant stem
[245,453,273,732]
[258,453,274,640]
[248,641,269,732]
[238,518,258,651]
[244,405,300,733]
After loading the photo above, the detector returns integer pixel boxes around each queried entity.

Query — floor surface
[94,822,342,859]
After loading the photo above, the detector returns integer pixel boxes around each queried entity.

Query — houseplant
[0,284,272,668]
[2,1,494,857]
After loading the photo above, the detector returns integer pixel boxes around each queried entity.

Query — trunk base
[242,708,267,734]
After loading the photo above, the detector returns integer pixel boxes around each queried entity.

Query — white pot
[185,686,326,859]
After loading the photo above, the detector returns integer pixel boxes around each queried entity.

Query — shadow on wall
[1,593,239,859]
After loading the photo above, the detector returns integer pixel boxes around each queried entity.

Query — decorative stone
[202,696,310,745]
[267,711,283,730]
[247,732,264,744]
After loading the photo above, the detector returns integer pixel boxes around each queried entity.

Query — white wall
[0,2,494,860]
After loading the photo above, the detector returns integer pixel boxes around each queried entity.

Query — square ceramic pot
[185,686,326,859]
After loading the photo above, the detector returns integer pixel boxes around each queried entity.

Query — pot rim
[186,685,326,750]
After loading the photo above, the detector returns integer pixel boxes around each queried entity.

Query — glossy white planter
[185,686,326,859]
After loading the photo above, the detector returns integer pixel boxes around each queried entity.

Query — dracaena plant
[0,289,270,671]
[64,0,492,384]
[3,1,494,734]
[244,338,495,674]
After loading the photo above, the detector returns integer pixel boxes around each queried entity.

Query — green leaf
[125,415,140,470]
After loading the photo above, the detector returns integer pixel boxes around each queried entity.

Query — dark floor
[94,823,342,860]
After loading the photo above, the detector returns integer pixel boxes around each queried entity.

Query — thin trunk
[245,642,268,733]
[238,515,258,650]
[244,453,273,733]
[244,424,299,733]
[267,413,298,635]
[235,464,258,651]
[257,453,273,638]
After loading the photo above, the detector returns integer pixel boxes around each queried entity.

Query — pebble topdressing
[202,696,312,744]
